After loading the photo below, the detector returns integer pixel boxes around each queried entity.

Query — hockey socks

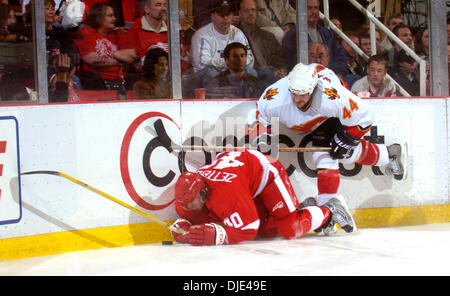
[317,169,340,205]
[356,139,389,166]
[276,206,331,239]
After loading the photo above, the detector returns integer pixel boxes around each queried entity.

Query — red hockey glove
[170,218,191,243]
[188,223,228,246]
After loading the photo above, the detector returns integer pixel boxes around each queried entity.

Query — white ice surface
[1,223,449,276]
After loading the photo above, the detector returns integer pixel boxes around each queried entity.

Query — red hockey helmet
[175,172,208,206]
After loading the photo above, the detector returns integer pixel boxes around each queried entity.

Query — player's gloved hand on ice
[171,218,191,243]
[330,128,361,159]
[188,223,227,246]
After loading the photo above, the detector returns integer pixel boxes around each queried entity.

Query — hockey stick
[152,119,331,153]
[21,170,187,235]
[168,144,331,152]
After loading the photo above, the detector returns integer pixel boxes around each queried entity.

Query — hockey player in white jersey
[250,63,405,233]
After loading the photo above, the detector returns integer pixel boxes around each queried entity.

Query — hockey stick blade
[21,170,186,235]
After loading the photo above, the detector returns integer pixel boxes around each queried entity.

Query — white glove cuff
[209,223,228,245]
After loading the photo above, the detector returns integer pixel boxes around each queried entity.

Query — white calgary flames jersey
[256,64,374,134]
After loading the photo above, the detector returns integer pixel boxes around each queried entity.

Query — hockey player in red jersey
[250,62,405,233]
[170,150,355,246]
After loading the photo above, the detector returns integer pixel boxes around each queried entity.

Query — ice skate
[321,222,338,235]
[385,143,407,180]
[298,197,337,234]
[319,196,355,233]
[298,197,318,208]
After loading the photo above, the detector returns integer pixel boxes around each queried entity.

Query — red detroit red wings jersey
[175,150,299,244]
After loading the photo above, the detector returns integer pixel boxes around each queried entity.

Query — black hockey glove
[330,128,361,159]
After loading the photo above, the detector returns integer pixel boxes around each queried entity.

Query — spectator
[127,0,189,75]
[43,0,56,30]
[414,26,429,61]
[282,0,347,75]
[42,0,83,95]
[351,54,397,97]
[391,50,419,96]
[373,29,382,54]
[354,29,373,78]
[128,0,168,62]
[330,17,343,32]
[238,0,288,86]
[255,0,296,44]
[133,47,171,99]
[0,2,27,41]
[48,52,81,102]
[40,0,80,75]
[179,0,194,45]
[385,23,414,71]
[183,0,254,97]
[189,0,253,73]
[309,42,349,89]
[379,13,404,54]
[308,42,329,66]
[358,24,382,54]
[82,0,138,27]
[75,2,139,91]
[205,42,263,98]
[330,16,343,42]
[358,30,372,57]
[109,0,138,27]
[193,0,240,29]
[340,30,364,88]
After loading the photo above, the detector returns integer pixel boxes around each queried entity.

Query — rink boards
[0,97,449,259]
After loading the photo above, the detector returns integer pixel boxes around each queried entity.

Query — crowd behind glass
[0,0,445,103]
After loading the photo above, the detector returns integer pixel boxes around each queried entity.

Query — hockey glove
[170,218,191,243]
[330,128,361,159]
[188,223,228,246]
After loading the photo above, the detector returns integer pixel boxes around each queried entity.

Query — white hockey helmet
[288,63,319,95]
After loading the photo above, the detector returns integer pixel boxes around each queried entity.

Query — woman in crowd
[414,26,429,60]
[133,47,171,99]
[75,2,139,90]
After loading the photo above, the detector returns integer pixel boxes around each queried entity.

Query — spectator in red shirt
[75,2,139,90]
[127,0,189,72]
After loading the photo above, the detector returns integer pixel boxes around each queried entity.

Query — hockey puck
[162,241,173,245]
